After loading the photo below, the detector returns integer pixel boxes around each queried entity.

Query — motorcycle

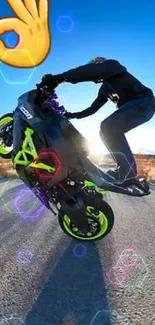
[0,85,150,241]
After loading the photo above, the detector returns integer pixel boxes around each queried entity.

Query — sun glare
[88,138,107,155]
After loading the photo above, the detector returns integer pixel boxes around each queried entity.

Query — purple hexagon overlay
[14,189,45,219]
[73,244,87,258]
[17,248,33,265]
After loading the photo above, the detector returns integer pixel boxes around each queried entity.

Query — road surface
[0,177,155,325]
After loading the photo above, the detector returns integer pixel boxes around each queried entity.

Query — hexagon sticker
[5,31,19,48]
[0,316,25,325]
[0,179,44,216]
[116,254,149,289]
[106,249,149,289]
[14,189,45,219]
[0,49,35,84]
[56,16,74,32]
[90,309,132,325]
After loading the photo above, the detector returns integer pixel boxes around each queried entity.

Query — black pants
[100,96,155,178]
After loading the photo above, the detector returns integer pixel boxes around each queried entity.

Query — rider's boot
[107,166,138,182]
[107,167,122,180]
[107,167,149,194]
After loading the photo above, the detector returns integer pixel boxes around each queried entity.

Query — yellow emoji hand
[0,0,51,68]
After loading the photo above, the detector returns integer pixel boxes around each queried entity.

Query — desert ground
[0,154,154,182]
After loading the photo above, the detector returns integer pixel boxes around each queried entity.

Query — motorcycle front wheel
[58,197,114,241]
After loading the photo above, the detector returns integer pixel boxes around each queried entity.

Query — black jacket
[55,59,153,118]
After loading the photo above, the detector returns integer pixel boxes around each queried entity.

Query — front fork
[60,181,105,231]
[60,195,89,230]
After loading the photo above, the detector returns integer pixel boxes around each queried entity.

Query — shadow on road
[25,240,112,325]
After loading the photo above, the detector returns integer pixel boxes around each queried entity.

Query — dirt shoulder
[0,154,155,182]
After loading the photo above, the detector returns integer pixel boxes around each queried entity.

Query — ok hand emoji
[0,0,51,68]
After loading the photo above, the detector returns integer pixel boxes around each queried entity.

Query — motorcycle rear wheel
[58,197,114,241]
[0,113,14,159]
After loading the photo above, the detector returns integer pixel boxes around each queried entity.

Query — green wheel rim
[0,116,13,155]
[63,205,108,241]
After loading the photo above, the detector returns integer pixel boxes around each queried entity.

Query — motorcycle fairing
[12,90,87,186]
[13,127,56,173]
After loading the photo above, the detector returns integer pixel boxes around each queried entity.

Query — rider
[41,57,155,181]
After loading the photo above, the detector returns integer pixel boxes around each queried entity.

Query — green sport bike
[0,85,150,241]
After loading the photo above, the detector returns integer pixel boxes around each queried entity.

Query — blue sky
[0,0,155,154]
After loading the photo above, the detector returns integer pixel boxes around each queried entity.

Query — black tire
[58,197,114,241]
[0,113,14,159]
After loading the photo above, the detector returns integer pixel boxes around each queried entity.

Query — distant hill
[103,153,155,160]
[88,153,155,182]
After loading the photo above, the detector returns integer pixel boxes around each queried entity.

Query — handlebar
[35,82,68,116]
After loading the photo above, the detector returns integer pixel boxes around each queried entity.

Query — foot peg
[117,177,150,196]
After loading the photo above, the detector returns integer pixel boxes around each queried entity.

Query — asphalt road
[0,177,155,325]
